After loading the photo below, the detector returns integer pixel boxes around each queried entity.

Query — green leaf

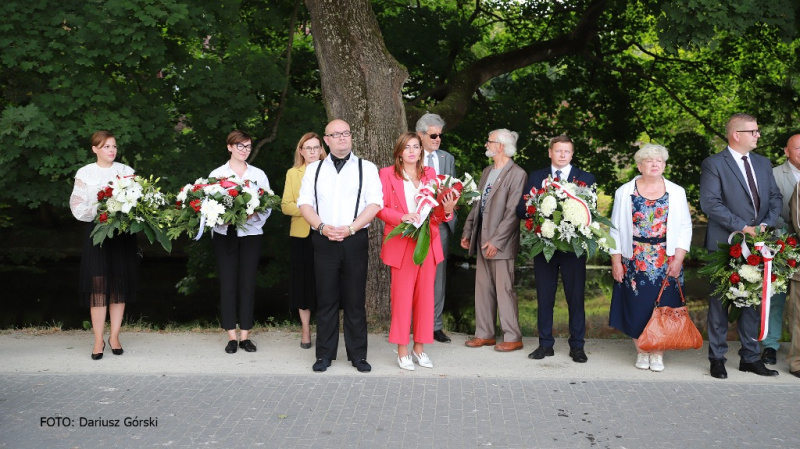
[413,224,430,265]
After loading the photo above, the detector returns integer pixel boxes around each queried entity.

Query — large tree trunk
[305,0,409,322]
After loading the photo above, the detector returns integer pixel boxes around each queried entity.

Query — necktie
[742,156,760,212]
[427,153,435,173]
[330,153,349,173]
[555,169,562,181]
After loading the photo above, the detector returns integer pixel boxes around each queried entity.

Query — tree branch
[410,0,608,129]
[249,0,301,162]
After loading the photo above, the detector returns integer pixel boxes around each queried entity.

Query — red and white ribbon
[412,183,439,229]
[754,242,775,341]
[542,178,592,226]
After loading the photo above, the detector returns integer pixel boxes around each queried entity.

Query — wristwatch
[348,225,355,236]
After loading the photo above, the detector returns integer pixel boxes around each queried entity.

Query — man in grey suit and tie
[417,113,456,343]
[764,134,800,365]
[700,113,783,379]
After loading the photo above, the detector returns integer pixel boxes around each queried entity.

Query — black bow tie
[330,153,350,173]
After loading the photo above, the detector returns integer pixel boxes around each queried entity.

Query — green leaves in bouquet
[90,220,121,247]
[412,224,431,265]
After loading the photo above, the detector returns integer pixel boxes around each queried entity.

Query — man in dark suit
[516,135,595,363]
[699,113,783,379]
[416,113,456,343]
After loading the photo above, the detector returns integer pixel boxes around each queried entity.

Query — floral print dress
[609,183,683,338]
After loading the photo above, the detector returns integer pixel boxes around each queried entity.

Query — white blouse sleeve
[69,174,96,222]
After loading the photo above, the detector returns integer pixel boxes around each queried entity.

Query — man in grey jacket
[700,113,783,379]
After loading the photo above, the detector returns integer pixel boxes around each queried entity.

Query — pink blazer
[377,166,449,269]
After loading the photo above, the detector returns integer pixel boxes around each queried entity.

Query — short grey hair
[634,143,669,164]
[490,129,519,157]
[415,113,446,133]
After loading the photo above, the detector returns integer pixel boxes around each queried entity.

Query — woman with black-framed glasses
[209,130,272,354]
[281,132,327,349]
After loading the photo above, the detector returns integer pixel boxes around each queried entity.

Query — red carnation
[523,194,531,201]
[190,199,202,212]
[526,205,536,216]
[228,189,239,197]
[525,219,534,231]
[747,254,761,266]
[576,180,587,187]
[789,259,797,268]
[553,177,560,182]
[788,237,798,247]
[771,273,778,282]
[535,225,541,234]
[729,273,740,284]
[777,240,786,253]
[258,188,265,196]
[97,191,106,201]
[99,213,108,223]
[729,244,743,258]
[104,186,113,196]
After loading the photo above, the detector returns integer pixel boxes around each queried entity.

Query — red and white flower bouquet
[91,174,172,252]
[384,173,479,265]
[166,175,280,240]
[520,175,615,262]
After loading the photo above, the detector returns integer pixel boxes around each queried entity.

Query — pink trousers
[388,247,436,345]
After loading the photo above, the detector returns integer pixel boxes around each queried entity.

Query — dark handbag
[637,277,703,352]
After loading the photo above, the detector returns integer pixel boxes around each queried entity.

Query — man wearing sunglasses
[416,113,456,343]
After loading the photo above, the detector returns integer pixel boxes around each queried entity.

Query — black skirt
[289,235,317,311]
[78,223,140,308]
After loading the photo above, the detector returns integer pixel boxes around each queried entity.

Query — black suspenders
[314,157,363,222]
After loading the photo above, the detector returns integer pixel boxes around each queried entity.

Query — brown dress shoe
[465,337,496,348]
[494,341,524,352]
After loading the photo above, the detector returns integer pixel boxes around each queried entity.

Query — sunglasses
[427,133,443,140]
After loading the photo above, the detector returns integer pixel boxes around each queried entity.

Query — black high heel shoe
[91,341,105,360]
[108,338,124,355]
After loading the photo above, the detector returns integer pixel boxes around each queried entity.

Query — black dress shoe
[791,370,800,378]
[739,360,779,377]
[710,360,727,379]
[91,341,105,360]
[300,341,312,349]
[433,330,451,343]
[528,346,554,360]
[569,347,588,363]
[239,339,257,352]
[313,358,331,372]
[352,359,371,373]
[761,347,777,365]
[108,339,123,355]
[225,340,238,354]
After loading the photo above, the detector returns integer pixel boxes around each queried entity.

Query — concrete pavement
[1,330,799,448]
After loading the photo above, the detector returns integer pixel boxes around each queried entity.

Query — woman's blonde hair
[634,143,669,165]
[293,132,327,168]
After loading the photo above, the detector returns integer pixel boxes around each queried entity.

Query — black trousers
[213,230,263,331]
[533,251,586,348]
[312,229,369,361]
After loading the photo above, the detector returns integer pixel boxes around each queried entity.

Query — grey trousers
[433,222,450,331]
[707,294,761,363]
[474,253,521,343]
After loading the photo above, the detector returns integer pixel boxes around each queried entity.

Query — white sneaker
[649,354,664,372]
[397,355,415,371]
[412,351,433,368]
[635,352,650,370]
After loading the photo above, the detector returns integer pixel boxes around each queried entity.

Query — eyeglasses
[325,131,352,138]
[302,145,322,152]
[236,143,252,152]
[426,133,443,140]
[485,140,500,146]
[404,144,421,150]
[737,129,761,137]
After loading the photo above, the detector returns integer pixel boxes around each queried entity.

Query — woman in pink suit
[377,132,456,370]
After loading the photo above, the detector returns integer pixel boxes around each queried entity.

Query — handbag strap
[655,276,685,307]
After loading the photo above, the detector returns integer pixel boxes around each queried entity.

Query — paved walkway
[1,331,799,448]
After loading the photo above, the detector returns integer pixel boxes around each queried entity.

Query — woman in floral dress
[609,144,692,371]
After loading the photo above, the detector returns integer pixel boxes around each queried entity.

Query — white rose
[540,196,557,217]
[541,220,556,239]
[106,198,122,213]
[738,265,762,283]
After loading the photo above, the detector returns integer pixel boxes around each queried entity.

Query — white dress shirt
[551,164,572,181]
[209,162,271,236]
[727,146,760,196]
[70,162,135,222]
[297,153,383,227]
[424,150,440,175]
[402,171,421,213]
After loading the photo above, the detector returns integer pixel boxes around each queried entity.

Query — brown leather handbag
[637,277,703,352]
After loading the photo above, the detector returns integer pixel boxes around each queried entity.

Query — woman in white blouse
[69,131,139,360]
[210,130,272,354]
